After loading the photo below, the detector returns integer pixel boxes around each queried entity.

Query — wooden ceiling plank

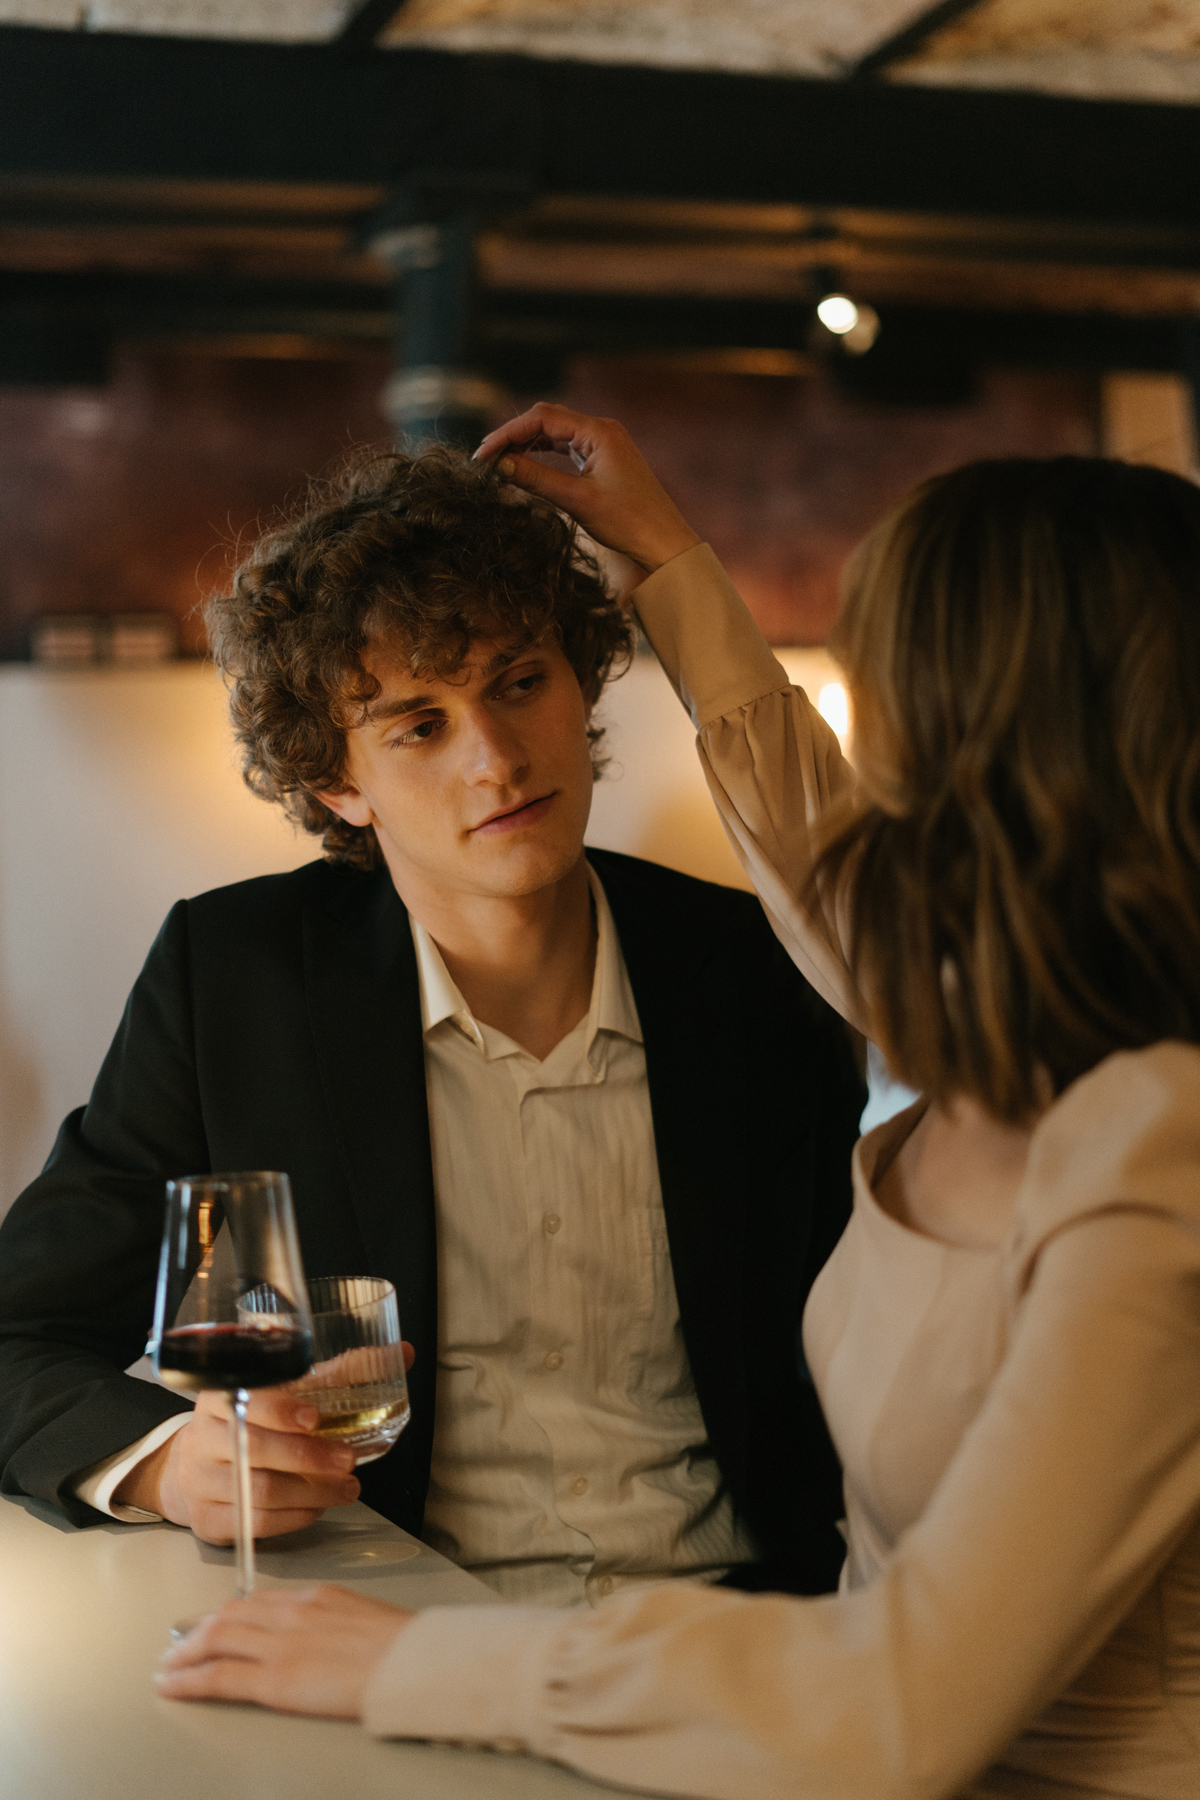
[850,0,994,77]
[336,0,405,46]
[5,27,1200,240]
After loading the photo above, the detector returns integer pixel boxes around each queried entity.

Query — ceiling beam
[3,26,1200,230]
[849,0,991,80]
[336,0,404,48]
[0,268,1192,375]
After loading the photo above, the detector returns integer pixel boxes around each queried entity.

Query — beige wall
[588,645,843,892]
[0,646,841,1216]
[0,663,308,1215]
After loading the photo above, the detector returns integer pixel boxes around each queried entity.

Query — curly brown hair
[816,455,1200,1123]
[206,446,633,869]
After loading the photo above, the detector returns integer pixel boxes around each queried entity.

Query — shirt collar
[409,859,643,1053]
[585,862,642,1045]
[411,914,469,1036]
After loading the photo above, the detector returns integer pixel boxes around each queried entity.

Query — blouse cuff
[362,1603,560,1751]
[634,543,792,730]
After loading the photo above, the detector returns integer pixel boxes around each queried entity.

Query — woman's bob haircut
[817,456,1200,1124]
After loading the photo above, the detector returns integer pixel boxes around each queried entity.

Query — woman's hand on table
[475,402,701,575]
[156,1584,411,1717]
[115,1343,415,1543]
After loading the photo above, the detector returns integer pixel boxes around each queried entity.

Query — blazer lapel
[301,867,438,1523]
[591,851,752,1486]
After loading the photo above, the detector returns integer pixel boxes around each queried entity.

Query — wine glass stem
[229,1388,255,1599]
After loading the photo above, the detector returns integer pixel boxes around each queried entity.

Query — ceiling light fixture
[814,292,881,356]
[816,293,860,335]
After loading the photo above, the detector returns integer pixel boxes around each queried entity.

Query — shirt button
[570,1476,588,1497]
[543,1213,562,1235]
[596,1575,614,1596]
[543,1350,564,1371]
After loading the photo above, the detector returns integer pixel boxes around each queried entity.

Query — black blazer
[0,850,863,1592]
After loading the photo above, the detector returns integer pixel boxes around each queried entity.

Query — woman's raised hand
[475,402,702,574]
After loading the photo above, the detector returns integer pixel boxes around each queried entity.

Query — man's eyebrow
[482,642,540,676]
[363,690,440,723]
[362,644,543,720]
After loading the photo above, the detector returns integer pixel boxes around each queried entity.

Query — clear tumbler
[289,1276,410,1464]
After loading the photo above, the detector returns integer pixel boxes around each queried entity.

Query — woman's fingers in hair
[476,402,702,573]
[475,402,608,514]
[491,448,590,514]
[475,401,602,467]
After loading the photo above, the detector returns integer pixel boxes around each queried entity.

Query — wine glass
[147,1171,313,1600]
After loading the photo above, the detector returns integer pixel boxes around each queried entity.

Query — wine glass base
[322,1537,421,1567]
[249,1512,423,1572]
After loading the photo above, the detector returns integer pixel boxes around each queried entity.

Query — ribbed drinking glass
[289,1276,410,1464]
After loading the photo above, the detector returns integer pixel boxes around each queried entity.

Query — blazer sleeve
[633,544,867,1031]
[361,1189,1200,1800]
[0,902,207,1523]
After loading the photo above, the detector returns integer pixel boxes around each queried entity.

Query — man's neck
[391,855,597,1063]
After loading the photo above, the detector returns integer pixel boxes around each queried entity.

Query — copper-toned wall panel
[559,360,1098,642]
[0,347,1097,657]
[0,347,392,659]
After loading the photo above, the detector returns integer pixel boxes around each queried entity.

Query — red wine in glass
[149,1172,313,1602]
[157,1321,314,1392]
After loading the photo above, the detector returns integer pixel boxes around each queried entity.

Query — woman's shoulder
[1013,1042,1200,1258]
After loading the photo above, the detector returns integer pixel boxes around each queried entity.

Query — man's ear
[312,782,374,829]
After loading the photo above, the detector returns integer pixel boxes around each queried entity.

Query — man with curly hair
[0,447,863,1603]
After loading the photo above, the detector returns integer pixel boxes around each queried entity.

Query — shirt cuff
[362,1604,560,1751]
[634,542,792,730]
[73,1411,193,1521]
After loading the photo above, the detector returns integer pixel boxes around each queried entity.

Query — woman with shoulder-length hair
[160,405,1200,1800]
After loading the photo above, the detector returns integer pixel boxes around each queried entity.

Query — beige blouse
[362,545,1200,1800]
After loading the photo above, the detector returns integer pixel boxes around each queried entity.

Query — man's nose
[461,709,529,784]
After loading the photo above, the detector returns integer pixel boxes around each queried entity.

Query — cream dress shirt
[413,863,753,1604]
[77,861,754,1606]
[362,545,1200,1800]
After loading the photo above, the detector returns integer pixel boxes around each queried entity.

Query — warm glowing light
[816,294,860,336]
[817,681,850,748]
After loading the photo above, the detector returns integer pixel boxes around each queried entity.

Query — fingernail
[498,456,515,477]
[335,1450,357,1472]
[297,1405,320,1430]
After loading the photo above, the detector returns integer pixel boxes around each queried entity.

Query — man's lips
[469,793,556,836]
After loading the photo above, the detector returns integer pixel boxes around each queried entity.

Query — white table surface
[0,1492,638,1800]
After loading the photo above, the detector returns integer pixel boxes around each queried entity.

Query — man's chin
[378,821,589,906]
[469,840,586,900]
